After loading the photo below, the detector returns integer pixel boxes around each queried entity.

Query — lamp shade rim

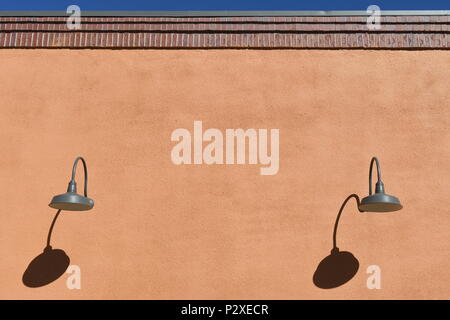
[359,193,402,212]
[49,192,94,211]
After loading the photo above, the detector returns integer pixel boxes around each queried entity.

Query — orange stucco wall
[0,50,449,299]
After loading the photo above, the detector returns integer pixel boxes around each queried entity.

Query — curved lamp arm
[332,194,363,251]
[70,156,88,197]
[369,157,382,195]
[46,209,61,248]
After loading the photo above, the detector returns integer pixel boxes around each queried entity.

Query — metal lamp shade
[49,192,94,211]
[359,193,402,212]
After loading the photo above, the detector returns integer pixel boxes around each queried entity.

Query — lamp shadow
[313,248,359,289]
[22,246,70,288]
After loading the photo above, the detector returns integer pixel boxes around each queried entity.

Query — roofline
[0,10,449,17]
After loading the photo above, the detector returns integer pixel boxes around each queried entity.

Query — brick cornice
[0,15,448,49]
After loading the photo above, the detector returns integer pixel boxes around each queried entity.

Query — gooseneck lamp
[359,157,402,212]
[49,156,94,211]
[313,157,402,289]
[23,157,94,288]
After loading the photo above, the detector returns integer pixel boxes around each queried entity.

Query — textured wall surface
[0,50,449,299]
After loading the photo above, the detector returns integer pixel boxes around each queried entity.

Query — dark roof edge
[0,10,449,17]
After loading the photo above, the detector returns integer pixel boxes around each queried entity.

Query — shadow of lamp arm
[46,209,61,249]
[332,194,362,253]
[314,193,361,289]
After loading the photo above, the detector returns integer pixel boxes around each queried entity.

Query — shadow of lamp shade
[313,157,402,289]
[23,157,94,288]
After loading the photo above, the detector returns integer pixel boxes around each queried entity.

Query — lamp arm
[46,209,62,248]
[369,157,381,195]
[332,194,362,251]
[71,156,88,197]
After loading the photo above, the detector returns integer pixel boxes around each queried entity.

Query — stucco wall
[0,50,449,299]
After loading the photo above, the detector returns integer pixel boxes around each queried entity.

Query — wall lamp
[23,157,94,288]
[313,157,402,289]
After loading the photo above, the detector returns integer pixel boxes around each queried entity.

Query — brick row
[0,15,448,23]
[1,22,448,32]
[0,32,447,48]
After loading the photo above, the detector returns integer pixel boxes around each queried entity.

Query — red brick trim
[0,16,448,49]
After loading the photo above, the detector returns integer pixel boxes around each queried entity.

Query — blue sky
[0,0,448,11]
